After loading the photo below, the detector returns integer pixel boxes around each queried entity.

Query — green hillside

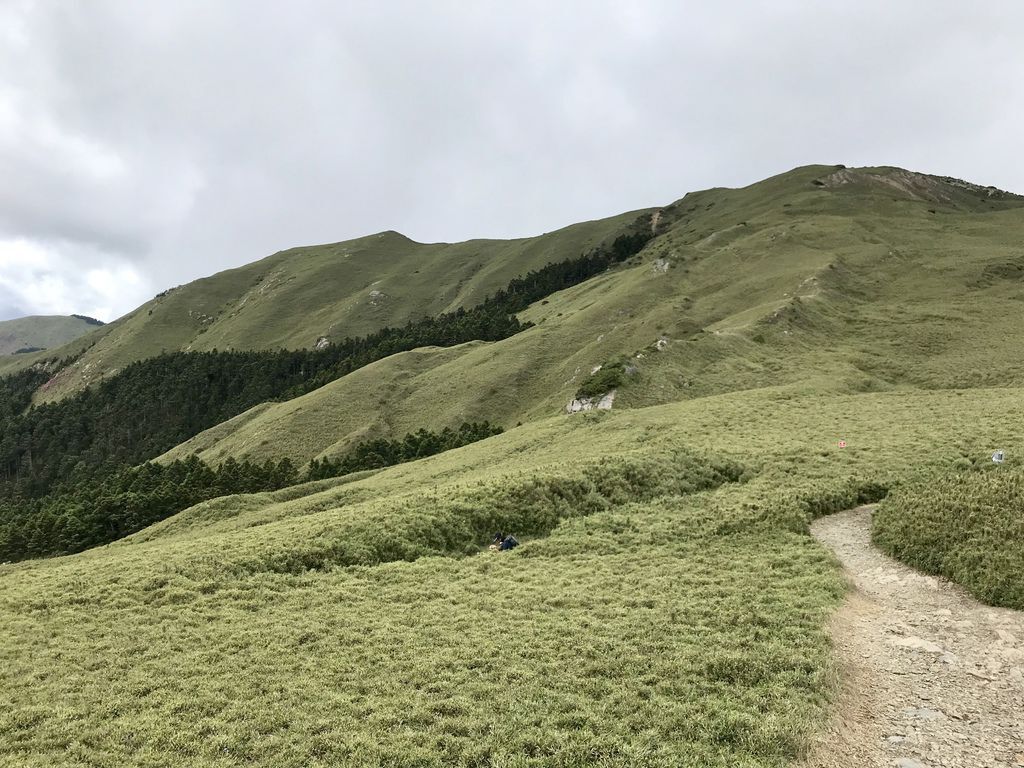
[11,212,647,403]
[3,384,1021,766]
[163,165,1024,466]
[3,164,1024,767]
[0,314,104,356]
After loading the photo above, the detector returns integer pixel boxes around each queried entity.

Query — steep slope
[163,164,1024,466]
[20,212,649,403]
[0,315,105,356]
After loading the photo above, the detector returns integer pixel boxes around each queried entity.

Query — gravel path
[805,506,1024,768]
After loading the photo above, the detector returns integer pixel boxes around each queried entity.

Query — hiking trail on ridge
[805,506,1024,768]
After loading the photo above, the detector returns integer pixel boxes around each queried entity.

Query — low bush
[873,467,1024,609]
[576,359,628,400]
[215,449,745,577]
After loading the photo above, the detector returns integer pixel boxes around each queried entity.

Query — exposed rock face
[566,390,616,414]
[822,167,1024,203]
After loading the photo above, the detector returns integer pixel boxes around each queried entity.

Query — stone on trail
[995,628,1018,645]
[902,706,945,721]
[895,759,925,768]
[892,636,945,654]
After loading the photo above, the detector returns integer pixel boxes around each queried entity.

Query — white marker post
[992,450,1005,464]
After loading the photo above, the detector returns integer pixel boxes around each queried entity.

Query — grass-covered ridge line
[0,315,104,357]
[198,449,744,578]
[873,465,1024,609]
[6,211,652,401]
[154,164,1024,472]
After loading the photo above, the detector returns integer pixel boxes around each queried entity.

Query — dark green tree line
[307,421,503,479]
[0,421,502,562]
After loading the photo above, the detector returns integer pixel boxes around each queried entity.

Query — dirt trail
[805,506,1024,768]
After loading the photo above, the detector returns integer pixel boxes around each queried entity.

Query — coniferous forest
[0,422,502,561]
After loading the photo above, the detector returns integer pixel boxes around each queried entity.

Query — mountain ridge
[2,209,651,402]
[154,163,1024,465]
[0,314,105,357]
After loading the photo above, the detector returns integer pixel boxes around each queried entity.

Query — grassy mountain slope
[19,212,648,403]
[4,164,1024,766]
[0,315,104,356]
[163,165,1024,466]
[3,383,1021,766]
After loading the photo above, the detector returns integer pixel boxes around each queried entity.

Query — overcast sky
[1,1,1022,321]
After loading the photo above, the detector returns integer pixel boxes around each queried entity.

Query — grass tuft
[873,465,1024,609]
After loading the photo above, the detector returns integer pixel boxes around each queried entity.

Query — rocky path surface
[805,506,1024,768]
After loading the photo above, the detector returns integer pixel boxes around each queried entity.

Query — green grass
[0,500,844,768]
[873,464,1024,609]
[3,385,1023,766]
[158,165,1024,467]
[21,212,649,404]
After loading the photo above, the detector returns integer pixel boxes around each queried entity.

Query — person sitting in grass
[490,532,519,551]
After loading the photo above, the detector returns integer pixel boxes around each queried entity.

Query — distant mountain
[0,315,105,356]
[0,213,648,402]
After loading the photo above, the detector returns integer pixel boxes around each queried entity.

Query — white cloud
[0,238,151,321]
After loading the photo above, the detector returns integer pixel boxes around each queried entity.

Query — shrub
[576,359,628,400]
[873,468,1024,609]
[221,450,744,576]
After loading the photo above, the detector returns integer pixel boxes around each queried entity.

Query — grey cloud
[0,285,27,321]
[1,0,1023,320]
